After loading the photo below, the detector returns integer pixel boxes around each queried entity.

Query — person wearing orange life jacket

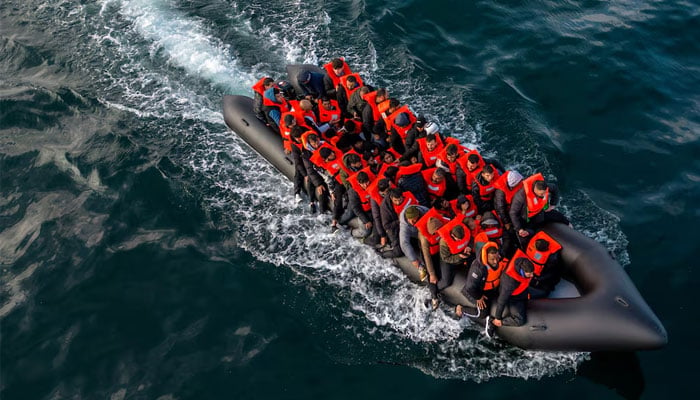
[425,161,459,201]
[386,111,411,155]
[451,194,480,221]
[261,87,291,134]
[322,58,352,99]
[487,252,535,334]
[471,164,503,214]
[383,164,431,207]
[341,171,375,239]
[417,130,445,169]
[456,151,485,194]
[435,141,464,180]
[525,231,563,299]
[317,96,343,127]
[437,218,474,297]
[379,188,417,258]
[367,178,393,249]
[360,88,389,138]
[337,74,363,118]
[300,133,330,214]
[431,196,456,220]
[400,116,428,163]
[479,211,517,259]
[252,77,275,122]
[456,234,506,318]
[324,152,364,231]
[347,85,371,121]
[509,172,570,247]
[289,126,310,204]
[414,208,451,309]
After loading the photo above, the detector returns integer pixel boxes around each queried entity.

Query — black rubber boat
[222,68,667,352]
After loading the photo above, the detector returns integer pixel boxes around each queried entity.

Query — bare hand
[364,221,372,229]
[492,318,502,327]
[317,186,326,195]
[429,274,438,284]
[476,296,487,310]
[518,229,530,237]
[380,237,387,246]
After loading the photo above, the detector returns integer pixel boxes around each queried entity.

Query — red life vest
[456,149,485,188]
[492,170,524,205]
[437,218,472,255]
[395,163,423,183]
[475,166,501,201]
[318,99,342,124]
[436,138,464,179]
[474,234,506,291]
[361,91,389,122]
[449,196,478,219]
[525,230,562,275]
[481,223,503,239]
[415,208,451,255]
[252,76,273,96]
[323,59,352,88]
[522,173,550,219]
[339,73,364,99]
[310,144,348,184]
[367,179,393,205]
[261,94,291,114]
[417,136,445,168]
[288,100,317,127]
[385,105,417,139]
[348,172,375,212]
[505,249,533,296]
[422,168,447,199]
[392,191,418,216]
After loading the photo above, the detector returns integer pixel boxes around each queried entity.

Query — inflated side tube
[223,94,667,352]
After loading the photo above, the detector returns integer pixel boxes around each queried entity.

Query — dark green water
[1,0,698,398]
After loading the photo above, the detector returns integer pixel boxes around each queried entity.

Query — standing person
[486,252,535,337]
[379,188,417,257]
[289,126,309,204]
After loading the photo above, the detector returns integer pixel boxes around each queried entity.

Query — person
[457,233,506,318]
[289,126,309,203]
[384,163,430,207]
[509,172,570,247]
[338,74,364,117]
[296,69,328,100]
[252,77,275,122]
[471,164,501,213]
[437,218,474,297]
[401,116,427,163]
[322,57,352,98]
[301,133,331,213]
[414,208,450,309]
[417,132,445,168]
[348,85,370,121]
[487,252,535,336]
[399,205,431,284]
[317,96,342,127]
[525,230,563,299]
[333,152,365,230]
[261,87,291,133]
[380,188,417,257]
[361,88,389,138]
[367,178,393,249]
[343,171,375,238]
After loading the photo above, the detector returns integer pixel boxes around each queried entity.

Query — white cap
[507,170,524,188]
[424,122,439,135]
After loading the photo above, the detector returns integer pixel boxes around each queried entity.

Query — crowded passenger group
[252,58,571,336]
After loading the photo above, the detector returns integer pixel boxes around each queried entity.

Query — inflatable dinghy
[222,68,667,352]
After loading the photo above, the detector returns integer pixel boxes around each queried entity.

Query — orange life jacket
[288,100,317,127]
[261,94,291,114]
[525,230,562,275]
[481,222,503,239]
[456,149,485,188]
[492,170,524,205]
[474,234,506,291]
[323,59,352,88]
[422,168,447,199]
[348,172,375,212]
[415,208,451,255]
[395,163,423,183]
[522,173,550,219]
[367,179,393,205]
[417,136,446,168]
[437,218,472,255]
[449,196,478,219]
[310,144,349,184]
[505,249,533,296]
[392,191,418,216]
[252,76,273,96]
[339,73,364,99]
[436,137,465,179]
[361,91,389,122]
[385,105,417,139]
[318,99,342,124]
[474,166,501,201]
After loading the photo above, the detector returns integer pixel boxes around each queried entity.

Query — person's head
[331,58,345,75]
[319,147,335,162]
[272,87,284,102]
[346,75,358,89]
[450,225,465,241]
[357,171,371,189]
[533,180,548,198]
[507,170,523,189]
[404,206,421,225]
[432,196,450,211]
[380,151,396,164]
[377,179,391,197]
[445,144,459,162]
[376,88,388,103]
[359,86,371,96]
[467,153,481,172]
[431,167,446,183]
[384,165,399,181]
[486,245,500,268]
[320,96,333,109]
[297,70,312,84]
[263,77,275,88]
[290,126,305,143]
[307,133,320,149]
[425,134,439,152]
[481,164,495,183]
[456,195,471,213]
[516,258,535,278]
[299,99,313,111]
[534,239,550,252]
[283,114,296,128]
[388,98,400,112]
[415,116,426,130]
[388,188,404,205]
[344,153,362,170]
